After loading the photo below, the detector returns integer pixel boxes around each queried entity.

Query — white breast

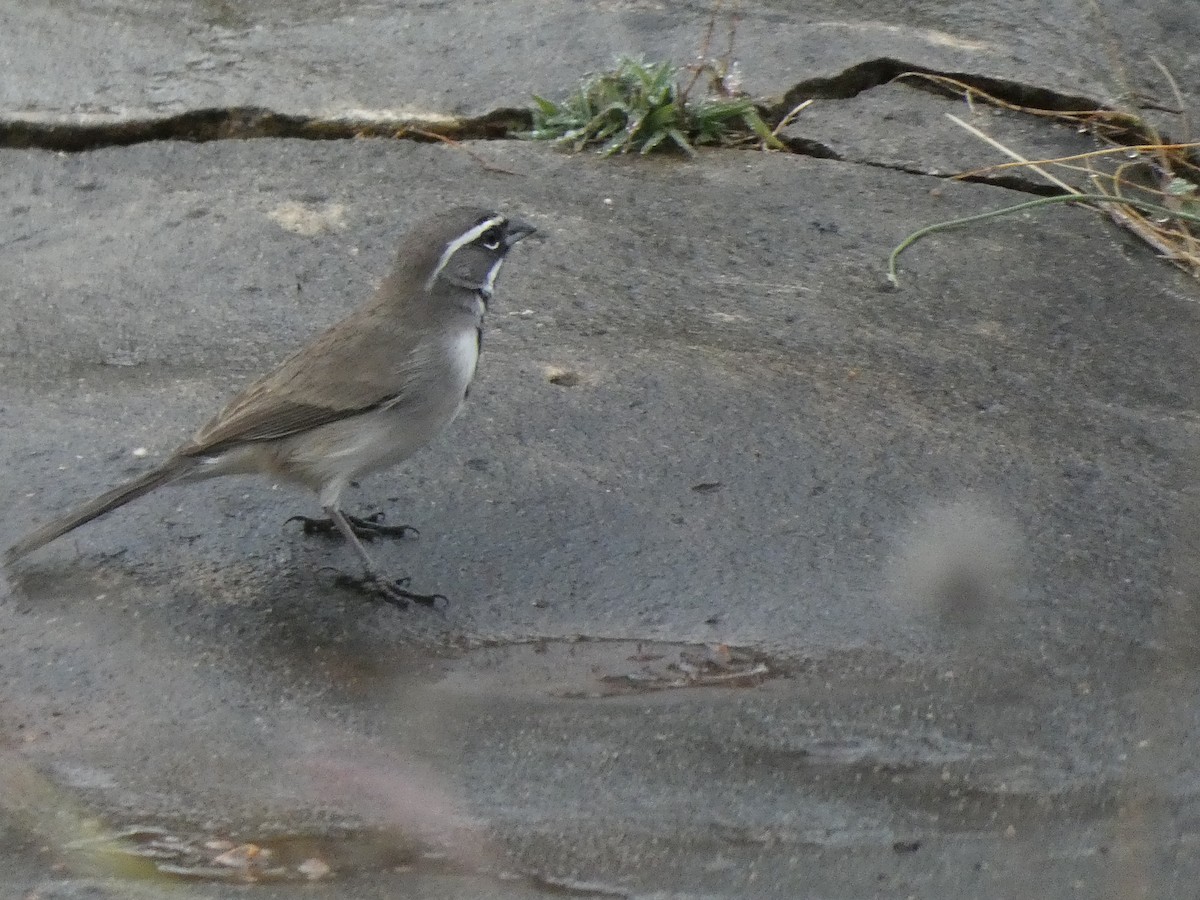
[449,327,480,394]
[280,327,484,489]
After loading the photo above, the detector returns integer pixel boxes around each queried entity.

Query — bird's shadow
[3,536,468,703]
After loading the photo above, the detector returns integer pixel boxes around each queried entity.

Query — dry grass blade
[887,194,1200,287]
[895,71,1147,138]
[944,113,1078,193]
[772,98,814,137]
[1149,55,1191,142]
[887,67,1200,285]
[955,143,1200,181]
[393,127,520,175]
[1095,157,1200,269]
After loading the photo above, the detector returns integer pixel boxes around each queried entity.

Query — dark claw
[288,512,419,541]
[375,578,448,611]
[287,514,334,535]
[325,570,448,611]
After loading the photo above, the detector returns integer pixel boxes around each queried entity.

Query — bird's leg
[289,510,419,541]
[321,505,445,609]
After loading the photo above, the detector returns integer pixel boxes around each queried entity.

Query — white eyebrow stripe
[424,215,506,291]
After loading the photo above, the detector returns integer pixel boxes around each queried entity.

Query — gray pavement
[2,1,1199,897]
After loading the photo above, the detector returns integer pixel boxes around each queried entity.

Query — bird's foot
[328,570,447,611]
[289,511,419,541]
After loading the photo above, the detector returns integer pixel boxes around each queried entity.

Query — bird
[5,206,537,607]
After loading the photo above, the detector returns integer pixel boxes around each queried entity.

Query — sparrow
[5,206,537,607]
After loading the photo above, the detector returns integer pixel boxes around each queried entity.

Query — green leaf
[638,130,670,155]
[743,111,785,149]
[667,127,697,157]
[531,95,560,117]
[600,132,631,156]
[527,55,781,156]
[1167,176,1199,197]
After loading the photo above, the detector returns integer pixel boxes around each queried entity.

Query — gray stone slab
[781,80,1105,186]
[4,138,1196,648]
[2,0,1197,127]
[2,137,1198,896]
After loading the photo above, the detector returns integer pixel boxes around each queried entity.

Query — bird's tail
[5,457,198,565]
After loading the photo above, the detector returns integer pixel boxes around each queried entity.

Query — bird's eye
[478,227,503,251]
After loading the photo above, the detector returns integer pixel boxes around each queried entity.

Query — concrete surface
[2,1,1199,898]
[2,0,1198,124]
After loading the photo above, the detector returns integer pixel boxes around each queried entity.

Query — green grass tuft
[525,56,781,156]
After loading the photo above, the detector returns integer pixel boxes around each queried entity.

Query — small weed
[525,56,782,157]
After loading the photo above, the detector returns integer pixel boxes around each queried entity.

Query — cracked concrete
[2,1,1198,153]
[2,1,1199,898]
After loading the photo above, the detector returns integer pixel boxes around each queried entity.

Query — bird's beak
[504,219,537,248]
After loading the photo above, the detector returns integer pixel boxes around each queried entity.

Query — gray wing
[182,306,440,457]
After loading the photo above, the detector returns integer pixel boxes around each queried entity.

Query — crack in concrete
[766,57,1130,196]
[0,106,530,152]
[771,131,1068,196]
[768,57,1103,115]
[0,58,1120,202]
[849,157,1069,196]
[0,60,1108,153]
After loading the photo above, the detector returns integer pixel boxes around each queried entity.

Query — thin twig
[771,98,814,136]
[722,1,741,73]
[397,127,520,175]
[896,72,1144,131]
[1149,55,1191,143]
[1084,0,1140,122]
[681,0,721,103]
[944,113,1078,193]
[1108,151,1200,263]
